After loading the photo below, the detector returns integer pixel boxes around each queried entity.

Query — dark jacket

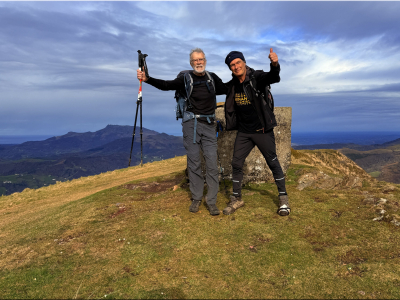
[224,64,280,132]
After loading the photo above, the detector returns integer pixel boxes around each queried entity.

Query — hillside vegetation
[339,147,400,184]
[293,137,400,184]
[1,150,400,299]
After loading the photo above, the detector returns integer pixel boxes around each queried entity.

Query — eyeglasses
[191,58,206,63]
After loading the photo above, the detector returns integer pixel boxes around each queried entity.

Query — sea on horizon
[0,135,54,145]
[0,131,399,146]
[291,131,400,146]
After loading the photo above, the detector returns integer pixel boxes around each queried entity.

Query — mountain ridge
[0,125,185,195]
[0,125,163,160]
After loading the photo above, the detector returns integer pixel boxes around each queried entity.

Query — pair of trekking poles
[128,50,148,167]
[128,50,228,194]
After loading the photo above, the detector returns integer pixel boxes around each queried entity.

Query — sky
[1,1,400,138]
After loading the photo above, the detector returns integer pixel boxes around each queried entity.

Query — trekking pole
[216,120,228,194]
[128,50,149,167]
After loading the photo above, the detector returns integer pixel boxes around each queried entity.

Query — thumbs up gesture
[268,48,279,67]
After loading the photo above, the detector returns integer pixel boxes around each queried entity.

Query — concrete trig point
[213,103,292,184]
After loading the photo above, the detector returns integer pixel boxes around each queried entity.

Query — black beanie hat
[225,51,246,67]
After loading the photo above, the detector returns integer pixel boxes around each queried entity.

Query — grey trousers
[182,119,219,205]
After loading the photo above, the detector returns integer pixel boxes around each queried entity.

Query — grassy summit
[1,151,400,299]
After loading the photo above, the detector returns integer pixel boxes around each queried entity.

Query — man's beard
[192,64,205,74]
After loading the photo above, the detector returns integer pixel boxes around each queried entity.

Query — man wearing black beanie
[222,49,291,216]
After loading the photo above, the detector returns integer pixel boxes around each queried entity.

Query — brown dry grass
[291,148,372,179]
[2,152,400,299]
[0,156,186,247]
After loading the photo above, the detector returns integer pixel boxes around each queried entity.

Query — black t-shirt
[234,83,263,133]
[187,73,216,117]
[146,71,227,124]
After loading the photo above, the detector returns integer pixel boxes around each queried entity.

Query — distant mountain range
[0,125,185,195]
[0,125,162,160]
[2,128,399,196]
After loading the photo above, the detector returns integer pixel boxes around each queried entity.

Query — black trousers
[231,130,287,197]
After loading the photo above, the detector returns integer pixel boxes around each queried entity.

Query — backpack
[174,70,216,120]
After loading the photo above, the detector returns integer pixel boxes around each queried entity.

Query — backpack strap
[204,71,216,94]
[183,72,194,109]
[248,74,274,112]
[248,75,260,97]
[181,71,217,108]
[188,71,215,94]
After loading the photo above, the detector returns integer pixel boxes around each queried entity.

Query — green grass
[369,171,382,178]
[0,174,63,196]
[1,158,400,299]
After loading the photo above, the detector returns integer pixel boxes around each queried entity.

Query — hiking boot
[277,195,291,216]
[207,204,220,216]
[189,199,201,213]
[223,195,244,215]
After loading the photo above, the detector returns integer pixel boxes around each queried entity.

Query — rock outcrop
[291,148,376,190]
[212,104,292,183]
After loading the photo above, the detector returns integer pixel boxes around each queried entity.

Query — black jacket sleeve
[211,73,228,95]
[256,63,281,88]
[146,76,185,91]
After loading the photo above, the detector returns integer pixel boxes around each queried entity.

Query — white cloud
[272,36,400,95]
[135,2,189,20]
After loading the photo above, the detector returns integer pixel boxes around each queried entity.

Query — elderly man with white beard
[137,48,227,215]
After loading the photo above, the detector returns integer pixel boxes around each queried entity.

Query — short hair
[190,48,206,61]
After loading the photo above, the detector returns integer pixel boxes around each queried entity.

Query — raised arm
[256,48,281,85]
[137,68,184,91]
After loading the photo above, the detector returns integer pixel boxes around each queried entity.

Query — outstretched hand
[268,48,279,67]
[137,68,148,82]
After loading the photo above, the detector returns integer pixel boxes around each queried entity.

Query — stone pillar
[213,104,292,184]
